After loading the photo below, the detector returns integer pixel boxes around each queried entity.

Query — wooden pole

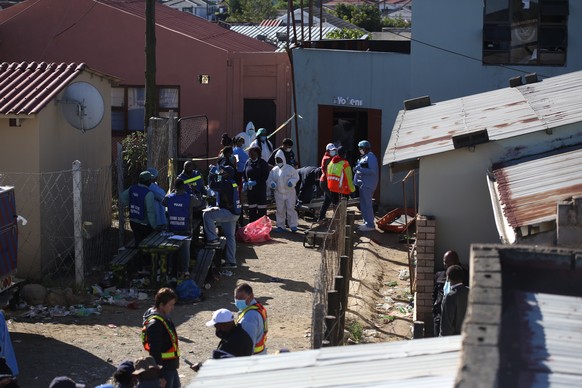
[326,290,340,345]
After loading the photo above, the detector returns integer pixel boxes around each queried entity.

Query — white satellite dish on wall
[61,81,105,133]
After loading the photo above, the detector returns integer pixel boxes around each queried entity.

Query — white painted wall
[419,123,582,265]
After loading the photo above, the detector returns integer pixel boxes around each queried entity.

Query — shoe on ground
[290,227,298,233]
[205,239,221,247]
[358,224,376,232]
[273,227,286,232]
[223,262,237,269]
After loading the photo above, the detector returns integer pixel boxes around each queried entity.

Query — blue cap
[146,167,158,179]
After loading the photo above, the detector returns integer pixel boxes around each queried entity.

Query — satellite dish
[61,81,105,133]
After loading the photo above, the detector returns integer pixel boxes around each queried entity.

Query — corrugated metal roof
[0,62,86,116]
[260,19,282,27]
[516,292,582,385]
[492,147,582,228]
[230,25,339,52]
[384,70,582,165]
[187,336,461,387]
[98,0,276,53]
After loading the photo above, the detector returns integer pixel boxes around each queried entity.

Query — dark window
[111,86,179,133]
[483,0,568,66]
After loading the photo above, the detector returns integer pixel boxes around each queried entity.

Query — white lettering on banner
[174,203,183,207]
[332,96,363,107]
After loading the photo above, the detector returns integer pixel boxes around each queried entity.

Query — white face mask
[359,149,365,155]
[284,147,292,152]
[329,150,337,157]
[277,162,284,168]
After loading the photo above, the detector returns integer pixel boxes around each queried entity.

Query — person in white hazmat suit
[236,121,257,150]
[267,149,300,232]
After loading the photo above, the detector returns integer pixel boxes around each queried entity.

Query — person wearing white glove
[266,150,299,232]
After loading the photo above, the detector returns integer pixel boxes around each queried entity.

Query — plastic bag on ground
[236,215,272,243]
[175,279,202,302]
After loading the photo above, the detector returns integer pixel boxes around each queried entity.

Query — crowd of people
[119,125,379,278]
[89,127,380,387]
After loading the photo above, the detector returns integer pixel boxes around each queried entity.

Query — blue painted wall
[293,0,582,206]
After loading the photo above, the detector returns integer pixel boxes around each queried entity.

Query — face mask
[284,147,292,152]
[234,299,247,311]
[260,136,267,141]
[359,149,365,155]
[329,150,337,157]
[277,162,284,168]
[250,156,258,162]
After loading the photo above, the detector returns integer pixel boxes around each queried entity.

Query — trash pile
[375,280,414,322]
[14,282,149,321]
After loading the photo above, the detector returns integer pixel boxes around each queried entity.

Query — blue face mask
[234,299,248,311]
[260,136,267,141]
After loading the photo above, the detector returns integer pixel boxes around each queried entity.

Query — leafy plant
[326,28,369,40]
[385,281,398,287]
[121,131,147,174]
[381,16,411,28]
[347,320,363,342]
[332,4,382,32]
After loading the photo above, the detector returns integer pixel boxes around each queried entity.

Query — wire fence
[311,199,355,348]
[0,163,117,287]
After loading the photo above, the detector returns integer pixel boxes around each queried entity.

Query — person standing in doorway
[326,146,355,203]
[249,128,274,163]
[354,140,378,232]
[268,138,297,168]
[318,143,337,222]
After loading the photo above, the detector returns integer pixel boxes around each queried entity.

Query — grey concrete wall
[292,48,411,205]
[411,0,582,103]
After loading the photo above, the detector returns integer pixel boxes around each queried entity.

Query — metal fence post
[72,160,84,287]
[117,143,125,248]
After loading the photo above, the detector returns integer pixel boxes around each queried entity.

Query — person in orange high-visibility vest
[141,287,180,388]
[234,283,268,354]
[326,146,355,204]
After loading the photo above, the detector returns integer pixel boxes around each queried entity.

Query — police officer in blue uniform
[164,178,196,278]
[120,170,157,245]
[203,165,241,269]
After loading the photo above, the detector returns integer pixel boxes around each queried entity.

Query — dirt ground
[6,207,412,387]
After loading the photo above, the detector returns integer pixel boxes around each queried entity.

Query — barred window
[483,0,568,66]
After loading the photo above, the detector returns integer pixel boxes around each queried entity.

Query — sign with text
[332,96,363,107]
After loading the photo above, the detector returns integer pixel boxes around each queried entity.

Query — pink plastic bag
[236,215,272,243]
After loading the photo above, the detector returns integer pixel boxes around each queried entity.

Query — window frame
[111,85,180,135]
[482,0,568,66]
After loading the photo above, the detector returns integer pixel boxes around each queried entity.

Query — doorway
[244,99,278,145]
[318,105,382,199]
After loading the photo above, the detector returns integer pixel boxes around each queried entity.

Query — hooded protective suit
[266,150,299,229]
[235,121,257,150]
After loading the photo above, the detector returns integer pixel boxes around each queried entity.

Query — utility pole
[145,0,157,131]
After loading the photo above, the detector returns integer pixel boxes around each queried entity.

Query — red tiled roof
[0,62,85,116]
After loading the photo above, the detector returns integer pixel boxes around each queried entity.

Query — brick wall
[413,215,436,337]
